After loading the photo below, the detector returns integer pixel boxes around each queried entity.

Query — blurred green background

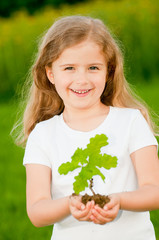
[0,0,159,239]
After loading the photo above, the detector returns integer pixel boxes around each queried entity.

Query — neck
[63,103,109,132]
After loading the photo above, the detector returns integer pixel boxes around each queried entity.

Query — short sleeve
[129,110,158,154]
[23,125,52,168]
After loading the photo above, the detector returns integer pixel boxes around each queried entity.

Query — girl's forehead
[64,40,102,51]
[55,40,105,62]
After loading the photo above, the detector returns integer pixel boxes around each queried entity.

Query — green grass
[0,103,52,239]
[135,79,159,115]
[0,81,159,239]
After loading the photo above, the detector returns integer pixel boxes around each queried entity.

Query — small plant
[58,134,118,207]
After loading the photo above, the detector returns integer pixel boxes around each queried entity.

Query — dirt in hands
[71,179,110,208]
[80,179,110,208]
[81,193,110,208]
[71,193,110,208]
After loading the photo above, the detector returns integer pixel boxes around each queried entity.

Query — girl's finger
[105,201,115,210]
[94,205,109,217]
[95,204,119,218]
[76,201,95,221]
[91,208,108,224]
[70,195,85,210]
[78,201,94,220]
[106,194,120,210]
[90,212,112,225]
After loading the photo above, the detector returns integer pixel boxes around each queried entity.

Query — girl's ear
[45,66,54,84]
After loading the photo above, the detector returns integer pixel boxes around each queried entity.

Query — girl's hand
[69,194,94,221]
[90,193,120,225]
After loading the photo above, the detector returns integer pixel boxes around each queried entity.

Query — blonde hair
[13,15,158,145]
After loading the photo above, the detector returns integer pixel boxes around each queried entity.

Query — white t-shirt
[23,107,158,240]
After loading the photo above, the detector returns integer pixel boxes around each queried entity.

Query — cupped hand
[69,194,95,221]
[90,193,120,225]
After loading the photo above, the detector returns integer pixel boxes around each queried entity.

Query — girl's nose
[74,70,88,84]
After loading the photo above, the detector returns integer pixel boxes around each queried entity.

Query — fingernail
[81,205,85,210]
[90,215,94,220]
[92,209,95,214]
[104,206,108,210]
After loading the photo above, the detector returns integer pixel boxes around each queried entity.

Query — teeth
[72,89,89,94]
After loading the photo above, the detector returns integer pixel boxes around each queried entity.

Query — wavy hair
[13,15,158,145]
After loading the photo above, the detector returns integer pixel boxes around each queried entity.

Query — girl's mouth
[71,89,91,94]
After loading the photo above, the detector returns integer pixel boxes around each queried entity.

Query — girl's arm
[90,145,159,224]
[25,164,70,227]
[25,164,93,227]
[119,145,159,211]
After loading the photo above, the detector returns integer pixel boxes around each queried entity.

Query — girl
[18,16,159,239]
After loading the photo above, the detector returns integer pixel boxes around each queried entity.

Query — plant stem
[89,178,95,196]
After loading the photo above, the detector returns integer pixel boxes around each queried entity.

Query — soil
[71,179,110,208]
[72,193,110,209]
[81,194,110,208]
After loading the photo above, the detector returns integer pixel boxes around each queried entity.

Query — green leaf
[92,154,118,169]
[86,134,108,155]
[58,147,88,175]
[71,147,88,165]
[100,154,118,169]
[73,164,106,194]
[58,134,118,194]
[58,161,80,175]
[73,174,88,194]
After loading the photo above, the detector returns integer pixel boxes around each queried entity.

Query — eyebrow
[89,63,105,66]
[59,63,105,67]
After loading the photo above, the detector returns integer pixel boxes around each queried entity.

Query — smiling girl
[16,16,159,240]
[45,40,108,131]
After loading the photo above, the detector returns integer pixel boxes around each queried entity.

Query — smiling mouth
[71,89,91,94]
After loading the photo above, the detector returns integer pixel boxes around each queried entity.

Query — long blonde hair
[13,15,158,145]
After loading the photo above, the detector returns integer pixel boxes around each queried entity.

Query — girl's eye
[64,66,74,70]
[89,66,99,70]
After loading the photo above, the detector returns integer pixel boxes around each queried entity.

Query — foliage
[0,0,87,17]
[0,102,52,239]
[0,0,159,101]
[58,134,117,194]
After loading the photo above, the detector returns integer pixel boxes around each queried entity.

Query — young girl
[19,16,159,240]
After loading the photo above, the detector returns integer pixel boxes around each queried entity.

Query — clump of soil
[81,193,110,208]
[72,179,110,208]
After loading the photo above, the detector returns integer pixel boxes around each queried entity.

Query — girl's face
[46,40,107,112]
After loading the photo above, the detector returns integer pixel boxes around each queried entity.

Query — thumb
[70,195,85,210]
